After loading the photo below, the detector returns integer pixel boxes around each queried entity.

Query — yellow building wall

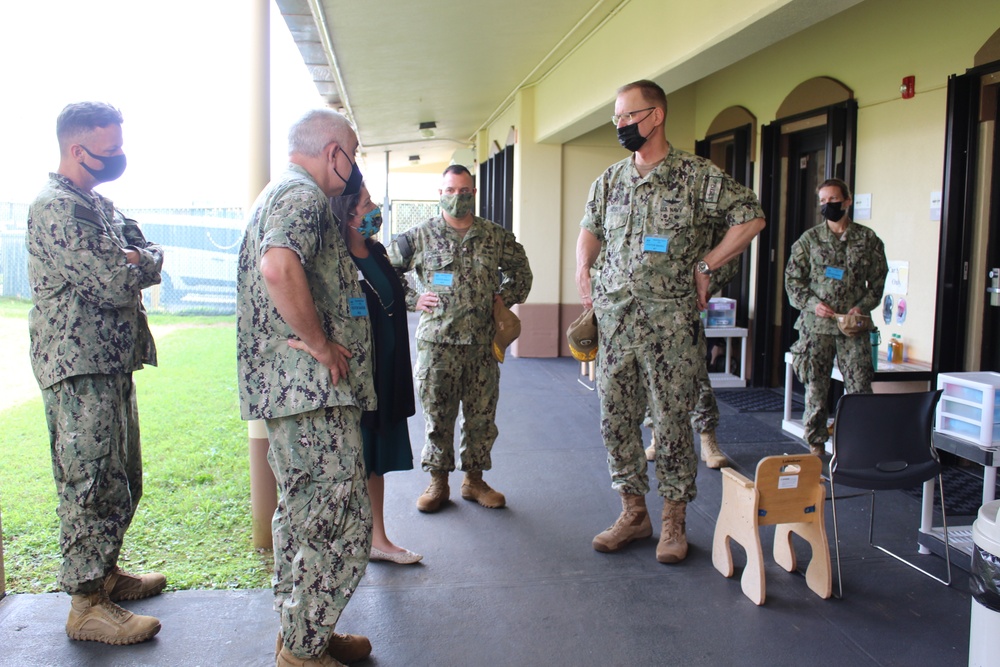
[533,0,862,143]
[493,0,1000,361]
[690,0,1000,363]
[560,126,624,308]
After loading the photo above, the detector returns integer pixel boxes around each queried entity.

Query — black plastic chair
[829,389,951,597]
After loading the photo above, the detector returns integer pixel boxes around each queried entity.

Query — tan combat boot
[592,493,653,552]
[460,471,506,508]
[276,646,343,667]
[699,431,728,469]
[103,566,167,601]
[656,499,689,564]
[416,471,449,513]
[645,433,656,461]
[65,588,161,645]
[327,632,373,663]
[277,631,371,664]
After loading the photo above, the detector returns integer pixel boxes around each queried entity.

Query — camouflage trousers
[265,405,371,659]
[43,373,142,595]
[643,363,719,433]
[790,329,874,447]
[690,361,719,433]
[598,311,704,502]
[414,340,499,474]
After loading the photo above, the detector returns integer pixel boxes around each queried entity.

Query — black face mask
[618,123,651,152]
[820,201,846,222]
[616,108,656,152]
[334,146,363,197]
[81,146,127,182]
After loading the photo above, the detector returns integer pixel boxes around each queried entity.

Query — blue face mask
[354,206,382,239]
[334,146,363,196]
[81,146,127,182]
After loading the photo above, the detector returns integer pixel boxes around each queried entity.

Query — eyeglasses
[443,187,473,195]
[611,107,655,126]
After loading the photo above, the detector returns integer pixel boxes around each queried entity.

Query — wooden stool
[712,454,832,605]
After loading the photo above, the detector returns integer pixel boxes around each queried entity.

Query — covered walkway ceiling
[275,0,862,170]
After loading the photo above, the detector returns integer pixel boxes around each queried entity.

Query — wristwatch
[696,259,713,276]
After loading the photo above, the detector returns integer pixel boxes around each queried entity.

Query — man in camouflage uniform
[388,165,532,513]
[576,80,764,564]
[236,108,376,667]
[26,101,165,645]
[785,177,887,456]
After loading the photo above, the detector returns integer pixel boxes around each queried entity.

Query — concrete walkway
[0,350,973,666]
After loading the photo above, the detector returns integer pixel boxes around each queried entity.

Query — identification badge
[433,272,454,287]
[643,236,669,253]
[349,297,369,317]
[825,266,845,281]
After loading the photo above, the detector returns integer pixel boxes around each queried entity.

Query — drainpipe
[247,0,276,551]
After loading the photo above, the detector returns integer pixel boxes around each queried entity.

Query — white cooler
[970,500,1000,667]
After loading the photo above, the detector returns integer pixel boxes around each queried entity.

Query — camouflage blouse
[26,173,162,389]
[388,215,532,345]
[785,220,887,336]
[236,164,375,420]
[581,145,763,331]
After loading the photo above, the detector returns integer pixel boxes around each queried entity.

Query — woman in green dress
[331,185,421,564]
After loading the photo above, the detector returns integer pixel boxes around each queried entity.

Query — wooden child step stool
[712,454,832,605]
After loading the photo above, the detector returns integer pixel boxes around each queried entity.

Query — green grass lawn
[1,301,273,594]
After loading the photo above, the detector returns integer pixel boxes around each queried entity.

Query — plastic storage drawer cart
[705,297,736,328]
[936,372,1000,448]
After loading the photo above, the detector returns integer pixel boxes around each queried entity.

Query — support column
[248,0,276,550]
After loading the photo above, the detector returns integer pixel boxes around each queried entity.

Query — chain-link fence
[391,199,438,236]
[1,203,31,300]
[1,205,244,314]
[1,201,446,315]
[133,210,244,314]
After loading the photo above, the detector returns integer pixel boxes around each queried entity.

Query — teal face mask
[354,206,382,239]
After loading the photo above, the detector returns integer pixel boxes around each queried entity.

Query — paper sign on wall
[930,191,942,222]
[885,261,909,295]
[853,193,872,221]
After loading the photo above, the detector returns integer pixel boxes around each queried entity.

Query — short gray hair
[288,108,355,157]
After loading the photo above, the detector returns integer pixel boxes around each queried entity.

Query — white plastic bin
[937,372,1000,448]
[705,297,736,327]
[969,500,1000,667]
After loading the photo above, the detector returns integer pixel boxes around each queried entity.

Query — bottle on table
[888,333,904,364]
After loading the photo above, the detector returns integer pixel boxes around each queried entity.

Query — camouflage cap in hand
[567,308,598,362]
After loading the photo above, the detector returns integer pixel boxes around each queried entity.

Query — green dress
[354,252,414,476]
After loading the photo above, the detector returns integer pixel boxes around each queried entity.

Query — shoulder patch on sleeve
[704,175,723,205]
[396,231,413,262]
[73,204,102,225]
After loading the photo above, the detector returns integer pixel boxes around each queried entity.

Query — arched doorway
[753,77,857,388]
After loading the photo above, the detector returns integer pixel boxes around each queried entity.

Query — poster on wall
[882,261,909,325]
[885,261,908,294]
